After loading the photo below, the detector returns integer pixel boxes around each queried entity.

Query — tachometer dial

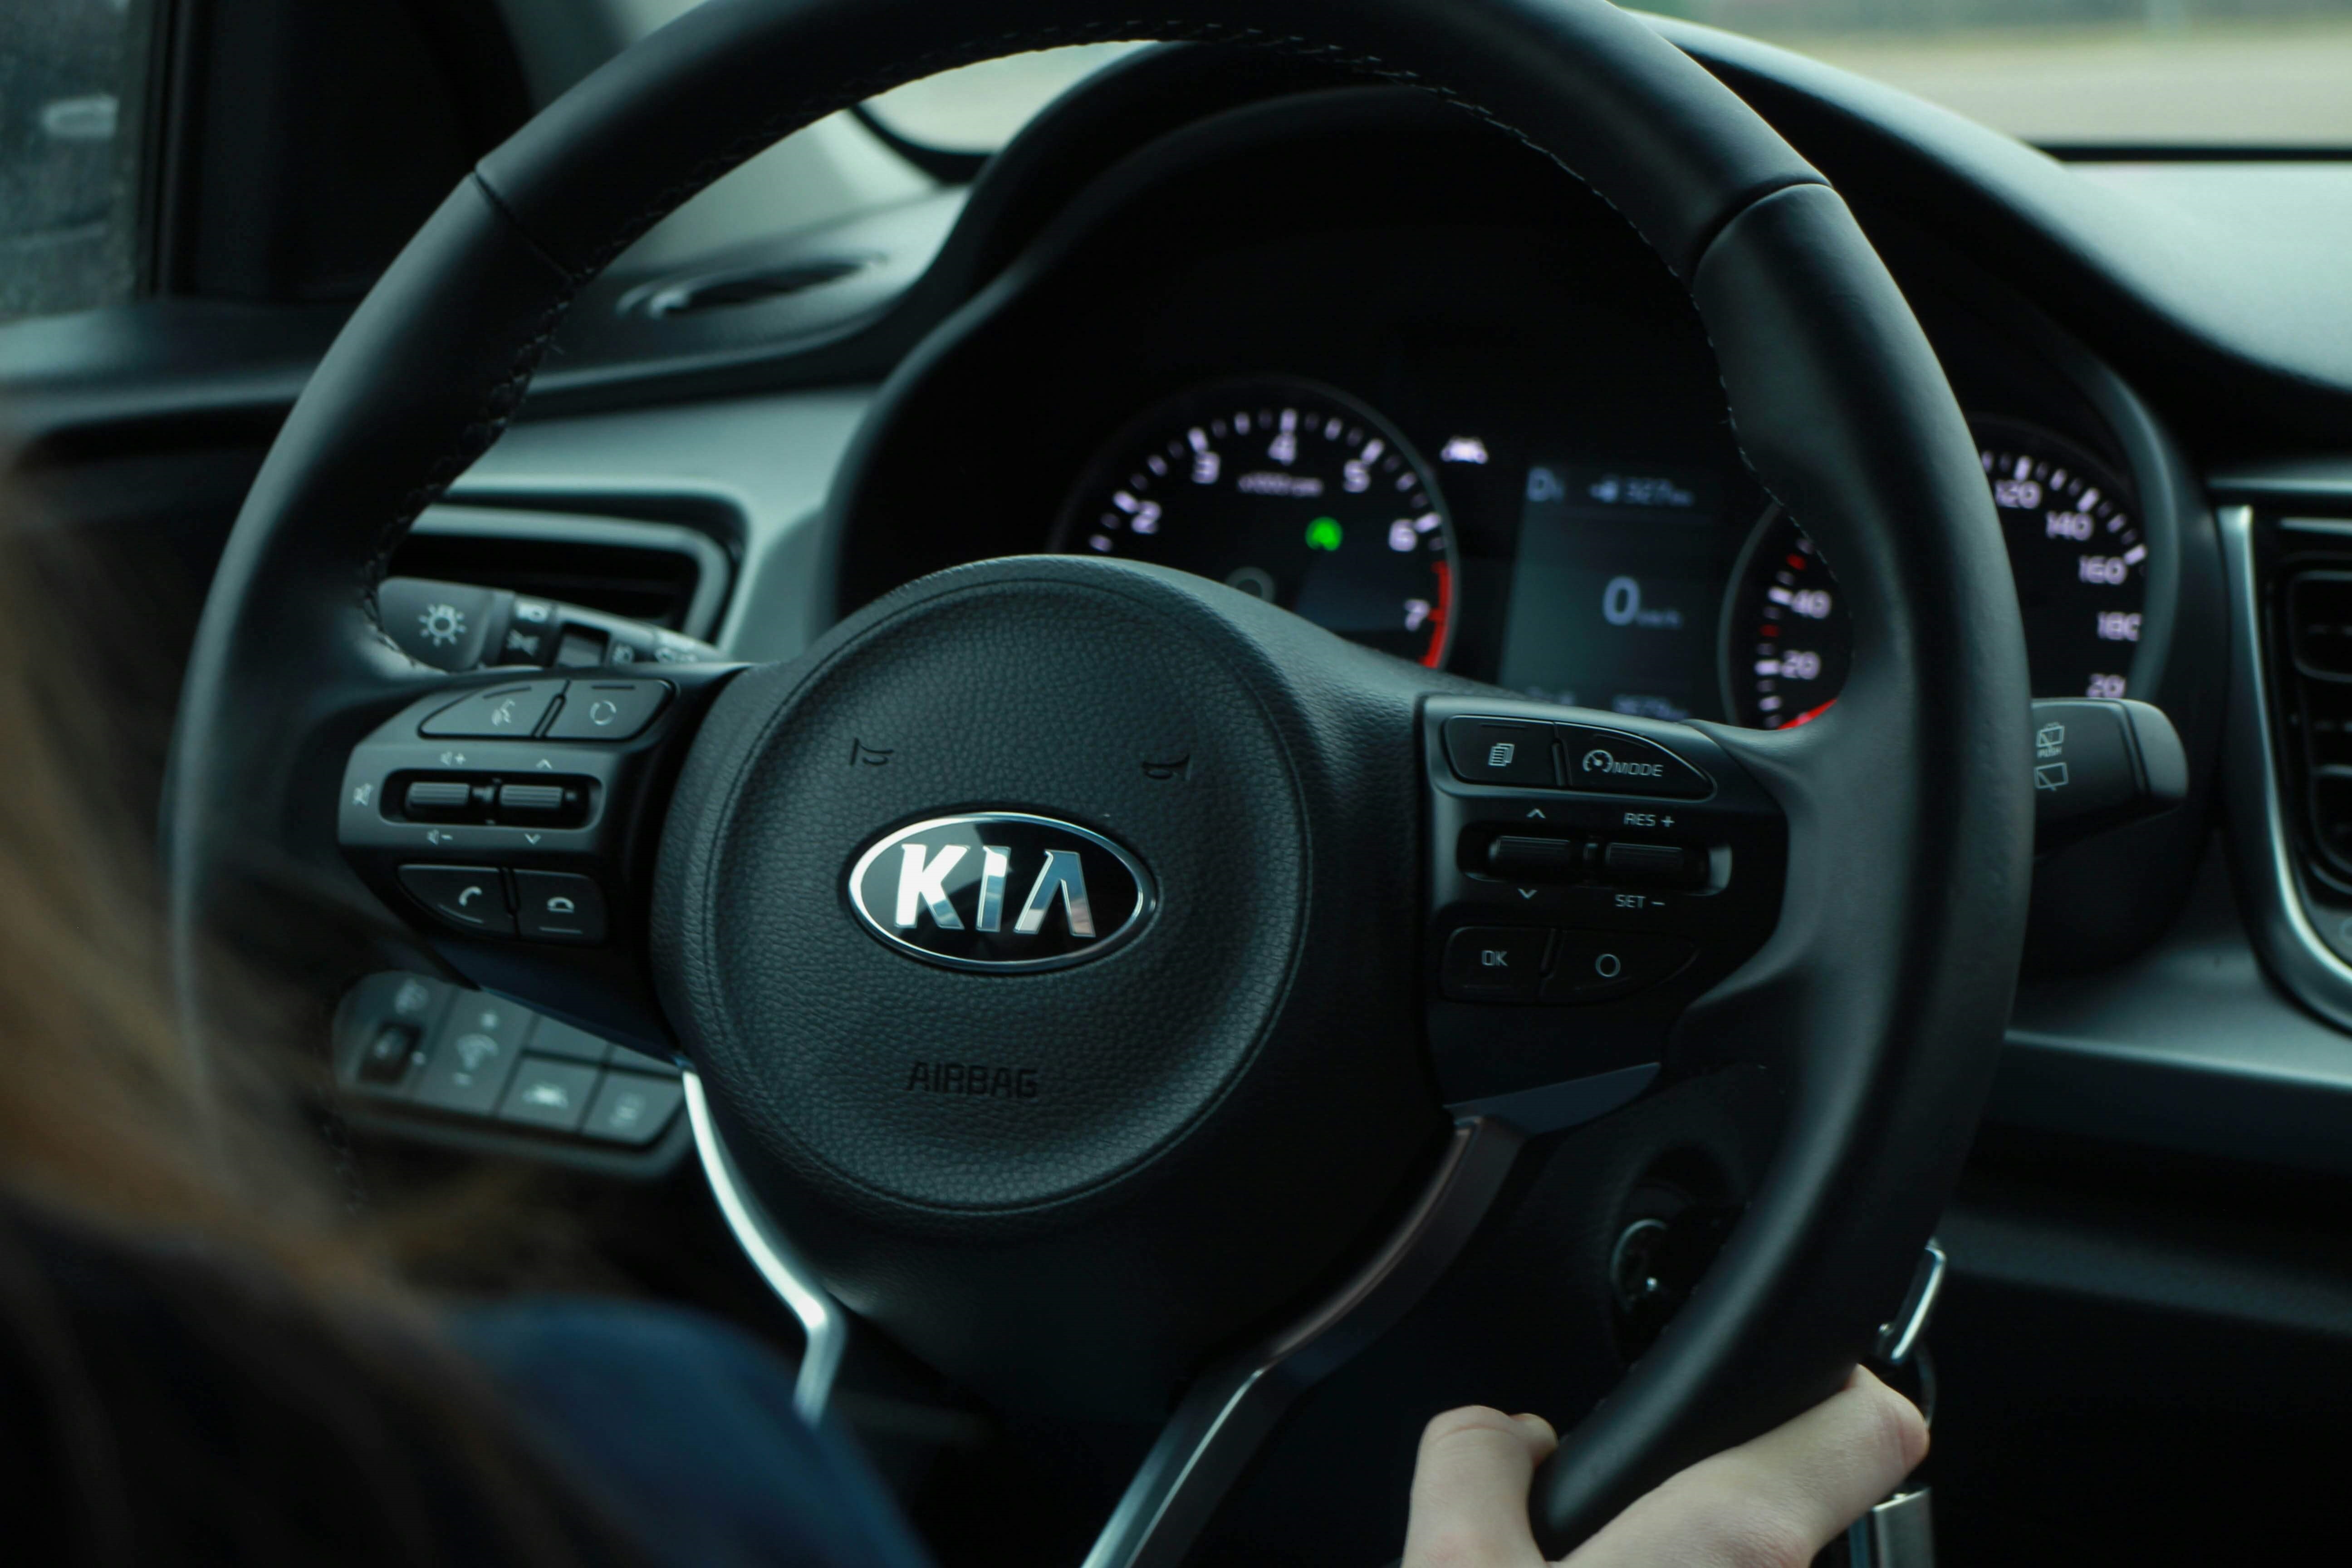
[1723,419,2149,728]
[1055,377,1457,667]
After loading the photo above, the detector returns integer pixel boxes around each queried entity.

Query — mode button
[1557,725,1711,799]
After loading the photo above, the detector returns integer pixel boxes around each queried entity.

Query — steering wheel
[166,0,2031,1558]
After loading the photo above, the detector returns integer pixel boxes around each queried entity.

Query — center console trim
[2219,500,2352,1032]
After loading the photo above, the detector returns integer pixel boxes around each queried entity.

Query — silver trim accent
[846,813,1155,972]
[1078,1117,1523,1568]
[1875,1238,1947,1367]
[683,1070,845,1421]
[1446,1061,1658,1133]
[1846,1487,1935,1568]
[2218,504,2352,1032]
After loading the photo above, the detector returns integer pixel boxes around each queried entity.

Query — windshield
[864,1,2352,153]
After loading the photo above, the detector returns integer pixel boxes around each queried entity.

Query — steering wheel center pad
[655,558,1449,1408]
[169,0,2033,1547]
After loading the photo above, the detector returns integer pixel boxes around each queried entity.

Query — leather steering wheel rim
[166,0,2032,1551]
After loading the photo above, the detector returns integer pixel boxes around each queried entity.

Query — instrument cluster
[1057,381,2152,727]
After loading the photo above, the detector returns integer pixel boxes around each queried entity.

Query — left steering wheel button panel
[419,681,565,739]
[398,864,514,935]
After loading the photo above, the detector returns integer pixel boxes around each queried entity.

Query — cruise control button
[1541,931,1695,1003]
[1556,725,1711,799]
[419,681,564,739]
[497,1057,599,1133]
[514,872,606,943]
[397,864,514,935]
[583,1072,685,1146]
[1440,926,1549,1001]
[1601,841,1702,887]
[546,681,671,741]
[1443,718,1559,788]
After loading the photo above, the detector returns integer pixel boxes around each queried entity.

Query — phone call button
[516,872,607,945]
[399,864,516,936]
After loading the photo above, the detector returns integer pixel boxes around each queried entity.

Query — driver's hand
[1401,1367,1928,1568]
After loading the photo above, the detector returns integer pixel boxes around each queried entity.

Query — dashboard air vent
[389,505,734,639]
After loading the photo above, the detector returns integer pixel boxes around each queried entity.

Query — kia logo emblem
[846,813,1154,971]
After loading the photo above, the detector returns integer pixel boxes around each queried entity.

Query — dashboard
[832,86,2194,798]
[11,15,2352,1559]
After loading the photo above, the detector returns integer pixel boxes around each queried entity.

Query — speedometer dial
[1724,419,2149,728]
[1975,418,2147,700]
[1055,377,1457,667]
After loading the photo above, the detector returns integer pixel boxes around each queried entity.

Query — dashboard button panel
[334,973,691,1168]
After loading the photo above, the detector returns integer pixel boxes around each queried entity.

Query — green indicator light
[1304,516,1343,552]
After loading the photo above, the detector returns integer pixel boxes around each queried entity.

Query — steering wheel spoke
[334,663,742,1050]
[1420,696,1789,1127]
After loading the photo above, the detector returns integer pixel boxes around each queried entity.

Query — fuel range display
[1497,461,1731,721]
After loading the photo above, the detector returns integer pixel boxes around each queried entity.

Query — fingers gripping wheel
[169,0,2033,1558]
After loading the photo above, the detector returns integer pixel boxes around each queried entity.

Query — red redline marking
[1780,697,1838,728]
[1422,560,1452,668]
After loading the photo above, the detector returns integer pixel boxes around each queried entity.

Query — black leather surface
[166,0,2029,1548]
[1517,182,2034,1542]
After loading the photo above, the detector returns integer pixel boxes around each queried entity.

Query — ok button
[1441,926,1549,1001]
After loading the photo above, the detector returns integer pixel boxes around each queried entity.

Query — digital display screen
[1497,462,1728,721]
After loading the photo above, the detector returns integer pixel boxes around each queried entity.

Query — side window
[0,0,152,323]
